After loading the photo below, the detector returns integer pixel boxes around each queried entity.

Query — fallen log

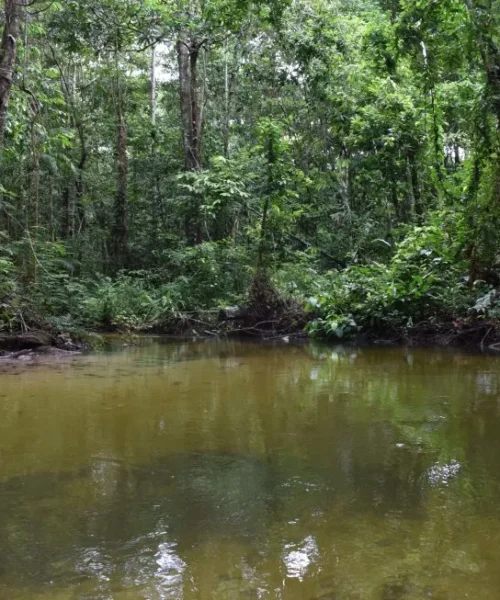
[0,331,53,351]
[0,349,34,360]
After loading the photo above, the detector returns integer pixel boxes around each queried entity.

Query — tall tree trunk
[30,117,39,228]
[177,39,196,170]
[61,186,72,239]
[222,39,240,159]
[464,1,500,127]
[73,75,87,241]
[223,39,230,158]
[50,47,87,244]
[258,133,276,271]
[73,131,87,276]
[407,149,422,219]
[49,185,54,241]
[75,141,87,234]
[190,45,201,169]
[463,0,500,276]
[111,98,128,270]
[151,44,156,126]
[150,44,160,250]
[177,37,204,244]
[0,0,24,150]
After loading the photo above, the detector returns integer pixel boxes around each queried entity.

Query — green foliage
[307,214,470,338]
[0,255,16,299]
[176,156,251,236]
[161,242,252,308]
[0,239,252,332]
[0,244,17,330]
[1,0,500,338]
[75,242,250,330]
[273,250,328,298]
[77,274,174,331]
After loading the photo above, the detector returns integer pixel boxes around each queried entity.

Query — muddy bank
[3,317,500,359]
[351,318,500,352]
[0,330,89,360]
[150,278,309,339]
[153,312,500,352]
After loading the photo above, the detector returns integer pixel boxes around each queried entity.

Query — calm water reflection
[1,339,500,599]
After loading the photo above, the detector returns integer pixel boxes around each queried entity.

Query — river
[0,338,500,599]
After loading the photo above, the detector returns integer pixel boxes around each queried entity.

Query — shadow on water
[0,447,461,597]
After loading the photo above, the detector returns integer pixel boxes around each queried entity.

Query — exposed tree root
[220,271,307,337]
[355,318,500,352]
[150,272,308,338]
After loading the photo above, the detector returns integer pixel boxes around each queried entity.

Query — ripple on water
[283,535,319,581]
[155,542,186,593]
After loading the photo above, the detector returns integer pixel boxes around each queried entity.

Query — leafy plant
[307,213,470,338]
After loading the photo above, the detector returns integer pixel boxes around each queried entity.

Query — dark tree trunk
[111,102,128,270]
[177,40,191,166]
[258,133,276,270]
[463,0,500,276]
[50,49,87,244]
[150,44,156,126]
[61,186,71,239]
[177,39,201,171]
[223,40,230,159]
[177,37,203,244]
[75,135,87,234]
[189,45,201,170]
[390,174,401,222]
[73,140,87,276]
[407,149,422,218]
[222,40,240,159]
[0,0,24,150]
[149,45,161,251]
[30,118,39,228]
[464,1,500,129]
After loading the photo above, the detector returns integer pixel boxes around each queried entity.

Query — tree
[0,0,26,149]
[0,0,499,335]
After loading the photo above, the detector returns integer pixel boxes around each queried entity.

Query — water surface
[1,339,500,599]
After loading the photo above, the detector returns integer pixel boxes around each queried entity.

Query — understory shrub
[0,251,17,330]
[307,217,471,338]
[0,239,253,332]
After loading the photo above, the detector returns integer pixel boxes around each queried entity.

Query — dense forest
[1,0,500,342]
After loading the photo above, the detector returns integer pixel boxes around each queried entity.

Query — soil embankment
[0,330,87,360]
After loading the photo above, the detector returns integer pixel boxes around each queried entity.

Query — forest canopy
[1,0,500,339]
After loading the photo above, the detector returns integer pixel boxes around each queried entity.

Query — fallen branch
[0,349,33,360]
[481,327,493,351]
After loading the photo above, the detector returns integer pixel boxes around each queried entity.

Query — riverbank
[2,315,500,361]
[347,318,500,352]
[0,329,91,359]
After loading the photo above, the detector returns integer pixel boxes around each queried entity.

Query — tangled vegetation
[2,0,500,343]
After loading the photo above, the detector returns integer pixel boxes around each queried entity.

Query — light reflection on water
[1,340,500,598]
[155,542,186,597]
[283,536,319,581]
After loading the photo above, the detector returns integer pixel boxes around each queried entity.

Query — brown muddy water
[1,339,500,599]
